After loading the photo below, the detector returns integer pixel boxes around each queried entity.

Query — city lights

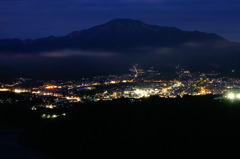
[236,94,240,99]
[226,92,240,100]
[0,88,10,92]
[2,65,240,106]
[13,89,29,93]
[227,93,235,99]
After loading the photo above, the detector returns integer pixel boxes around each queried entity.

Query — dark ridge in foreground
[11,95,240,159]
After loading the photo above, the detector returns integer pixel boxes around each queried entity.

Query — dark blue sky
[1,0,240,41]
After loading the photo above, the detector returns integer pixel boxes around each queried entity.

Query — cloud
[40,50,115,58]
[0,50,116,60]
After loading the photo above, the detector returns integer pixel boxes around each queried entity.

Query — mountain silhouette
[0,18,240,80]
[0,18,230,53]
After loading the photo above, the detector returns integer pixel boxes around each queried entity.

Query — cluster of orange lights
[0,88,10,92]
[45,85,57,89]
[108,80,133,84]
[197,89,211,95]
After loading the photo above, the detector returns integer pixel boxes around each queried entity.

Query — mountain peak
[89,18,156,33]
[106,18,146,25]
[0,18,229,53]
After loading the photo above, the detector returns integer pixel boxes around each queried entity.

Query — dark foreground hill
[9,95,240,159]
[1,19,240,80]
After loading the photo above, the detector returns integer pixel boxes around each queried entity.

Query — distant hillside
[1,18,240,80]
[0,18,230,53]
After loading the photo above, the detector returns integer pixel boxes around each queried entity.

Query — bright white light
[14,89,23,93]
[31,106,37,111]
[227,93,235,99]
[46,104,55,109]
[0,88,10,92]
[236,94,240,99]
[134,89,150,98]
[52,114,58,118]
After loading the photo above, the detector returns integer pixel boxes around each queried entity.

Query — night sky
[0,0,240,42]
